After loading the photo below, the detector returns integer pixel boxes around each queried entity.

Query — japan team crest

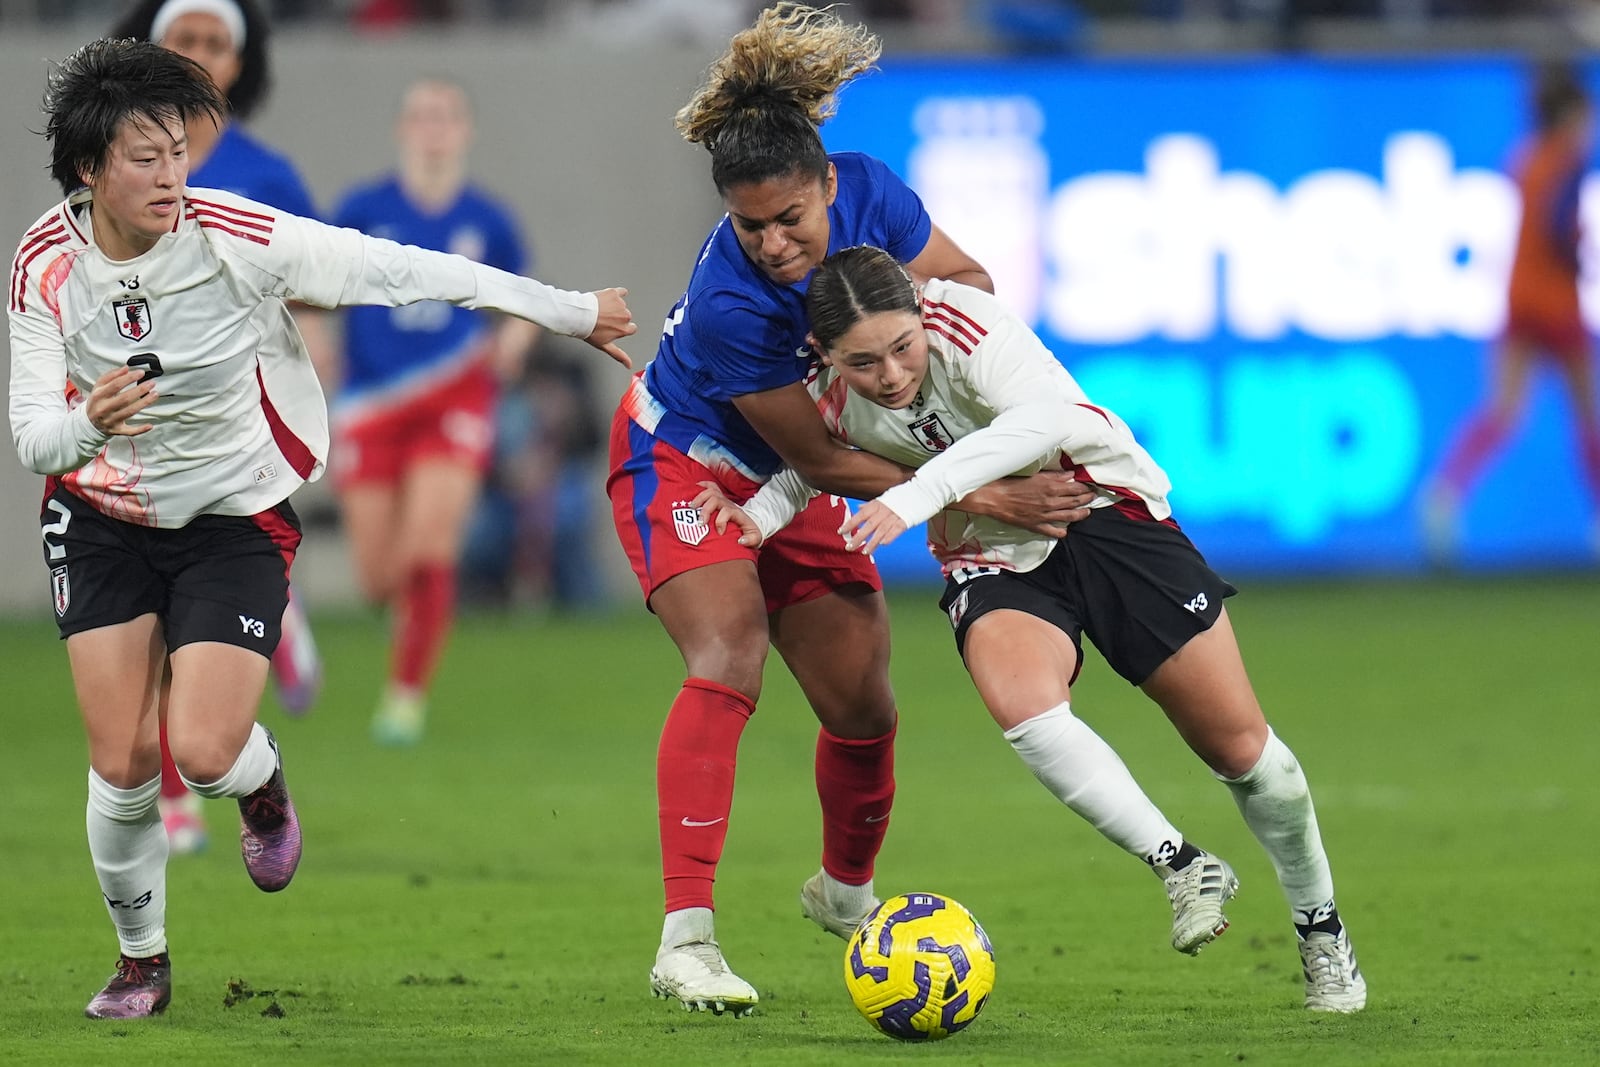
[947,587,969,630]
[51,565,70,617]
[910,412,954,453]
[673,503,709,546]
[113,297,152,342]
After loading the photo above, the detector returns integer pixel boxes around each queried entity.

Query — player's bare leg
[645,561,768,1014]
[1143,609,1365,1009]
[166,642,301,892]
[1424,338,1536,565]
[771,587,895,940]
[156,668,207,855]
[70,615,171,1018]
[963,608,1234,954]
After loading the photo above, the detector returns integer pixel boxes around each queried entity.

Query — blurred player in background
[8,37,633,1020]
[1425,62,1600,561]
[606,3,1092,1016]
[327,77,539,745]
[111,0,328,855]
[699,245,1368,1013]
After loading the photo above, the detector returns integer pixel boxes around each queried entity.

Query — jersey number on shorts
[41,499,72,561]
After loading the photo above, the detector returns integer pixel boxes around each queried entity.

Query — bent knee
[169,741,242,787]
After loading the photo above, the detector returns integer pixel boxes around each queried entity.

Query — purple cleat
[84,953,171,1019]
[239,730,301,892]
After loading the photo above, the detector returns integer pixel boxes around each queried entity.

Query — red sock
[1438,412,1510,496]
[657,678,755,913]
[159,724,186,799]
[392,563,456,691]
[815,724,896,885]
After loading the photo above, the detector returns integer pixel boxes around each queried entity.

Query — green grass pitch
[2,576,1597,1065]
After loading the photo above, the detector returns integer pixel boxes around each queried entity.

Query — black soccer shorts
[39,484,301,655]
[937,505,1237,686]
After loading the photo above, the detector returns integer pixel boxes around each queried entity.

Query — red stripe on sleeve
[197,220,271,246]
[926,319,976,355]
[10,226,67,312]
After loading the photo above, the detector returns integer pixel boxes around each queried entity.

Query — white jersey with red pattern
[9,187,598,528]
[742,278,1172,576]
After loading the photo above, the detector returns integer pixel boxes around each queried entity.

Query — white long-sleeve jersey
[9,187,599,528]
[742,278,1172,576]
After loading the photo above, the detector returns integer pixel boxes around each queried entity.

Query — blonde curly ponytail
[676,3,881,191]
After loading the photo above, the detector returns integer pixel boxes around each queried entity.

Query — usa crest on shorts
[113,297,152,342]
[673,503,709,546]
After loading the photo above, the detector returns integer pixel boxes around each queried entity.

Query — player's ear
[808,332,833,367]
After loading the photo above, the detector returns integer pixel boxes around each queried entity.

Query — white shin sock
[1003,702,1185,866]
[86,770,168,957]
[179,722,276,799]
[1218,728,1337,924]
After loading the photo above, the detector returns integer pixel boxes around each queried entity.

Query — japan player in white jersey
[8,39,635,1020]
[697,246,1367,1013]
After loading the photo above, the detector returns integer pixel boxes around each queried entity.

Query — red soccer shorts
[607,404,881,613]
[332,362,497,489]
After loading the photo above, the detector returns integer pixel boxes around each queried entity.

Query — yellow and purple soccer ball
[843,892,996,1040]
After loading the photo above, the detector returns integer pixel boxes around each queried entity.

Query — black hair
[109,0,272,121]
[676,4,880,194]
[805,246,919,350]
[44,38,226,195]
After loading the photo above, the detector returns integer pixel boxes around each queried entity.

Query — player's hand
[86,366,158,437]
[957,471,1093,538]
[583,287,637,369]
[692,481,763,547]
[840,500,907,554]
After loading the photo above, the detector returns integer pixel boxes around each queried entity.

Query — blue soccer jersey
[628,152,932,481]
[191,125,319,220]
[331,177,527,404]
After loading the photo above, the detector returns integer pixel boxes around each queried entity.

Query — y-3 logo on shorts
[1183,592,1209,614]
[239,615,266,638]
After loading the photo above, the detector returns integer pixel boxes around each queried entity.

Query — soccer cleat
[799,870,879,939]
[238,729,301,892]
[270,588,322,717]
[1300,926,1367,1012]
[371,686,426,747]
[159,790,207,856]
[1156,850,1238,955]
[649,939,759,1017]
[84,953,171,1019]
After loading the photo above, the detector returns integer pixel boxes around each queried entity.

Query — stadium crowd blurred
[6,0,1595,36]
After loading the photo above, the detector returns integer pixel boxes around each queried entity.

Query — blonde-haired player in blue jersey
[699,246,1367,1013]
[606,3,1095,1017]
[9,38,634,1019]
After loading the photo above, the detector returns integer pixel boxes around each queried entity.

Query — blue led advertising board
[822,56,1600,579]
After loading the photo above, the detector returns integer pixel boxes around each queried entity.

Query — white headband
[151,0,247,50]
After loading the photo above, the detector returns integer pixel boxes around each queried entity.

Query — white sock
[1218,728,1336,924]
[1003,702,1185,866]
[661,906,715,950]
[86,770,168,958]
[818,870,876,917]
[180,722,276,799]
